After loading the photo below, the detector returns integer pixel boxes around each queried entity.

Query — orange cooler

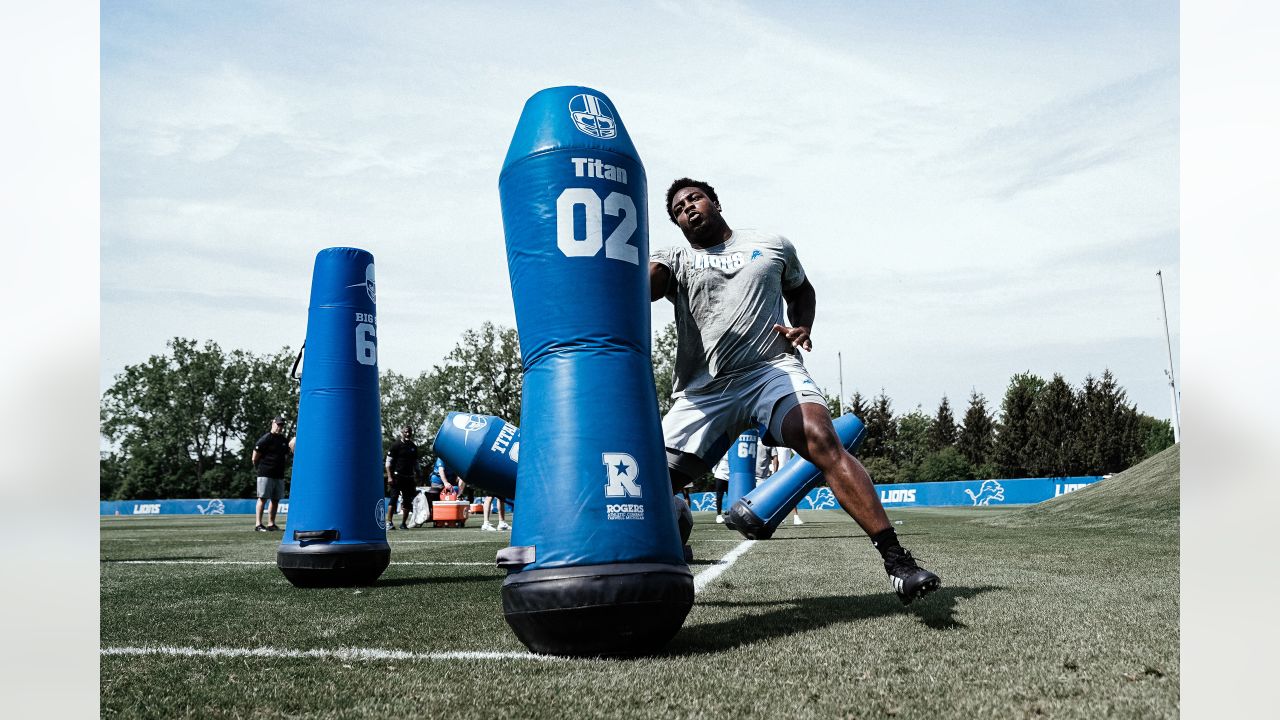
[431,500,470,528]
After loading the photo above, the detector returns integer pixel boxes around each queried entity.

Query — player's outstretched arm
[649,262,672,303]
[775,278,816,351]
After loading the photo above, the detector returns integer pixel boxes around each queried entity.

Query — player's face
[669,187,720,238]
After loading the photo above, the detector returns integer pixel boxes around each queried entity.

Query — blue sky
[100,0,1180,420]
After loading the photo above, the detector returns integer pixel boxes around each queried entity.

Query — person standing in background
[479,495,511,532]
[385,425,420,530]
[712,454,730,524]
[252,415,295,532]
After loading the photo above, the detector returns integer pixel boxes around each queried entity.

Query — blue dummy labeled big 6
[498,86,693,656]
[725,429,760,513]
[277,247,390,587]
[725,414,866,540]
[431,412,519,500]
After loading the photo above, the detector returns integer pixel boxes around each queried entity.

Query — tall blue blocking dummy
[725,430,760,511]
[498,86,693,656]
[276,247,390,587]
[725,414,866,540]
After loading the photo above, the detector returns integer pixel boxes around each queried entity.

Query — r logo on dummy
[602,452,641,498]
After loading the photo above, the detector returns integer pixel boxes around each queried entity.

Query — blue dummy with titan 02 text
[276,247,390,587]
[497,86,693,656]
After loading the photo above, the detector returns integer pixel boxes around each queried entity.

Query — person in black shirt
[252,415,295,532]
[385,425,420,530]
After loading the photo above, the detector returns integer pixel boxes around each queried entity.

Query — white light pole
[1156,270,1180,442]
[838,351,845,416]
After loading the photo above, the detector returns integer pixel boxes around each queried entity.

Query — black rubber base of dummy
[502,562,694,657]
[277,543,391,588]
[724,500,776,540]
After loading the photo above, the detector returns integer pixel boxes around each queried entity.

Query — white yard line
[106,538,504,543]
[390,540,505,544]
[100,645,559,662]
[103,560,494,566]
[692,539,755,594]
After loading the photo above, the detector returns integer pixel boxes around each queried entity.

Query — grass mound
[988,444,1179,534]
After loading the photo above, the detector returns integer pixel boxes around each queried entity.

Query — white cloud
[101,2,1179,418]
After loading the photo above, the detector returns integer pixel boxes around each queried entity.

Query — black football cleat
[883,547,941,605]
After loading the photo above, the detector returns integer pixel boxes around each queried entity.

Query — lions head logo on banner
[568,93,617,139]
[365,263,376,303]
[964,479,1006,506]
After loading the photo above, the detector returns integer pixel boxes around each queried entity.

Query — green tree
[1077,370,1136,474]
[993,371,1045,478]
[928,395,957,452]
[861,390,897,460]
[100,338,298,499]
[917,446,975,483]
[651,321,678,417]
[380,369,434,453]
[894,408,934,483]
[1134,413,1176,460]
[424,322,523,448]
[847,390,868,420]
[957,390,995,468]
[100,452,124,500]
[861,456,900,485]
[1025,374,1081,476]
[823,391,843,419]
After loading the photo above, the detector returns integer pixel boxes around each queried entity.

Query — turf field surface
[101,449,1178,719]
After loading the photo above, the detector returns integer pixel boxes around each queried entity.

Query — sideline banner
[686,476,1103,513]
[101,477,1102,516]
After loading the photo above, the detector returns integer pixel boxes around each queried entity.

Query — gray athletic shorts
[256,476,284,501]
[662,355,827,478]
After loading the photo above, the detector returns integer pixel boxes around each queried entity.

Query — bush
[917,447,975,483]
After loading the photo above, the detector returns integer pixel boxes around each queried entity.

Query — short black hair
[665,178,719,223]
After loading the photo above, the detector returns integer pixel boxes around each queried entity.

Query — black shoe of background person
[254,525,268,532]
[267,524,281,531]
[883,547,941,605]
[399,523,409,530]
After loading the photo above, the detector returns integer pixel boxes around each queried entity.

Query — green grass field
[101,448,1178,719]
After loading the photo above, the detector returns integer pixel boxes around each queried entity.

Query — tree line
[836,370,1172,486]
[100,323,1173,499]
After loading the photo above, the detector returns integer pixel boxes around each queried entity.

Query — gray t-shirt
[651,228,807,397]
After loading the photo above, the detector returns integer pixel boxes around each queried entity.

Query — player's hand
[772,324,813,351]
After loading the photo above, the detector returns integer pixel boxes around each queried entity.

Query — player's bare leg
[780,402,941,604]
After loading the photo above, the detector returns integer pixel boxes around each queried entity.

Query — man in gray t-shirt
[649,177,941,606]
[651,227,807,396]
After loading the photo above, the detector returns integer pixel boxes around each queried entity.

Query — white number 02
[355,322,377,365]
[556,188,638,265]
